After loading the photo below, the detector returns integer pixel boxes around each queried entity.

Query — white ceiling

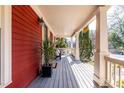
[39,5,99,37]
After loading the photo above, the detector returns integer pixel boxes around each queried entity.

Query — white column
[94,7,109,86]
[0,5,2,86]
[70,37,73,48]
[75,33,80,60]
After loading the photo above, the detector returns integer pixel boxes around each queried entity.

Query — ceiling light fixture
[38,17,44,25]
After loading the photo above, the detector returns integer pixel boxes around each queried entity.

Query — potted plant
[40,40,55,77]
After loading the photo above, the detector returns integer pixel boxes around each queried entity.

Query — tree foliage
[108,6,124,50]
[79,29,93,62]
[55,38,68,48]
[109,32,124,49]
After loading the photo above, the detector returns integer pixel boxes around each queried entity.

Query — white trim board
[0,5,12,88]
[0,6,2,86]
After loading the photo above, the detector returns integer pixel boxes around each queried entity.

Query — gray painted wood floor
[28,55,99,88]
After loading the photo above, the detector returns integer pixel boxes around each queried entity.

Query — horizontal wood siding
[7,5,42,88]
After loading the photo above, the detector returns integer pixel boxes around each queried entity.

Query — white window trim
[0,5,12,88]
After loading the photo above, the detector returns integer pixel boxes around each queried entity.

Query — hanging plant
[79,26,93,62]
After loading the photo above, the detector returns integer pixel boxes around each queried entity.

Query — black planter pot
[42,64,52,77]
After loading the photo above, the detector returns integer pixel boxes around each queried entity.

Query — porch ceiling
[39,5,99,37]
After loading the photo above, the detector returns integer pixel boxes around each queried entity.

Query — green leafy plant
[116,80,124,88]
[41,40,55,65]
[55,38,68,48]
[79,27,93,62]
[109,31,124,50]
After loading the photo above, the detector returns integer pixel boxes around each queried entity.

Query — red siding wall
[7,5,42,88]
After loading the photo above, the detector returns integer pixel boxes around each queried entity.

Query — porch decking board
[58,60,63,88]
[48,64,58,88]
[65,59,79,88]
[65,58,74,88]
[72,63,88,88]
[44,78,51,88]
[39,78,48,88]
[28,76,42,88]
[53,60,61,88]
[79,63,99,88]
[78,63,95,87]
[76,63,92,88]
[28,55,98,88]
[81,64,97,88]
[62,58,68,88]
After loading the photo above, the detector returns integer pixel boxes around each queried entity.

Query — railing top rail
[104,55,124,66]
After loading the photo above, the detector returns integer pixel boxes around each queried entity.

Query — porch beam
[72,6,110,37]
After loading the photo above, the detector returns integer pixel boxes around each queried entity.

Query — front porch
[1,5,124,88]
[28,55,99,88]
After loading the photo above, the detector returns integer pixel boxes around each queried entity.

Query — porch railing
[104,55,124,88]
[57,48,75,56]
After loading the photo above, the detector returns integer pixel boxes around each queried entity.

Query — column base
[94,51,109,87]
[93,73,106,86]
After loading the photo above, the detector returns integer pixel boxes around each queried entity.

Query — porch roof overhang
[31,5,110,37]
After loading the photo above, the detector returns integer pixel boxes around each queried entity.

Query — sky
[89,20,96,31]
